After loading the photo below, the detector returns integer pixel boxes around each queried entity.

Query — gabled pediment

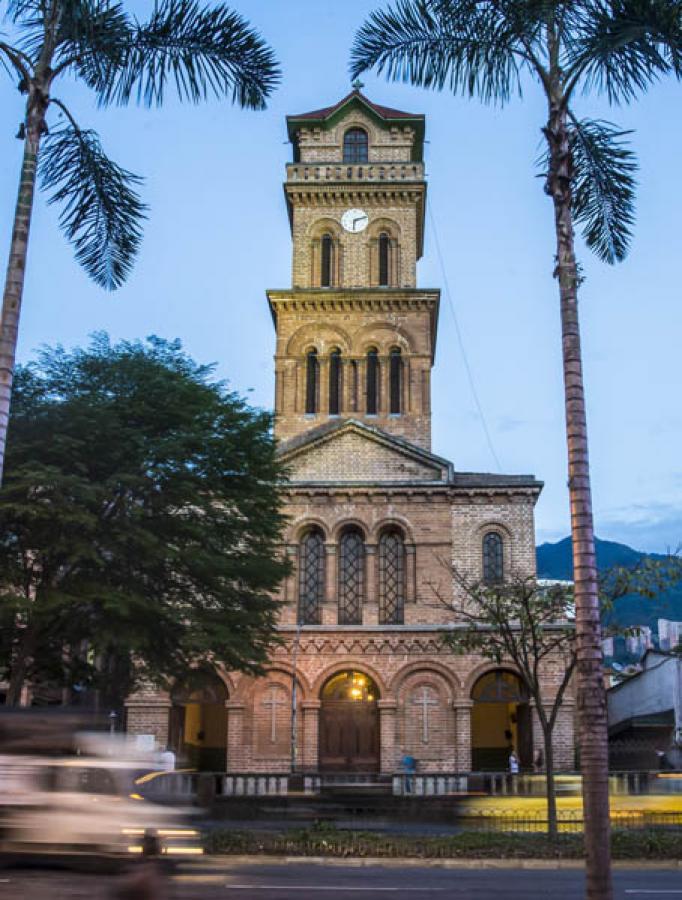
[277,419,453,485]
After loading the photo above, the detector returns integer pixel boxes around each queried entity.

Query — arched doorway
[471,670,532,771]
[169,670,228,771]
[319,671,380,772]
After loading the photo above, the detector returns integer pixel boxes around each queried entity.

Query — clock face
[341,208,369,234]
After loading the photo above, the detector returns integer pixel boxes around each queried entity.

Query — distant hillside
[536,537,682,631]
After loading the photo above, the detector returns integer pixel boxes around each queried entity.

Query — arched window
[482,532,504,584]
[389,347,402,414]
[305,349,319,414]
[329,349,341,415]
[343,127,368,163]
[366,348,379,415]
[320,233,334,287]
[378,232,390,286]
[338,528,365,625]
[298,527,325,624]
[379,529,405,624]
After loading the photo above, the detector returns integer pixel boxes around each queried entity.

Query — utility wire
[427,200,503,473]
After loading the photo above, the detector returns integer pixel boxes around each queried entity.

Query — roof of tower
[286,88,425,156]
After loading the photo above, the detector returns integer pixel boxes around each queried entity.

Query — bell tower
[267,89,440,451]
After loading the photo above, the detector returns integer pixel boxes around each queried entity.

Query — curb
[191,855,682,871]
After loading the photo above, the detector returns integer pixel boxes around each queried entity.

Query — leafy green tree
[0,0,280,483]
[0,334,289,708]
[441,554,682,840]
[351,3,681,895]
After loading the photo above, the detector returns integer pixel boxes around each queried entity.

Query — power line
[427,200,503,473]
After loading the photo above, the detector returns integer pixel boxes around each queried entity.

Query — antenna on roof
[351,78,364,91]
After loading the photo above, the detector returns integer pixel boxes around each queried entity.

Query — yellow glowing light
[350,687,362,698]
[122,828,145,836]
[367,694,374,701]
[129,793,144,801]
[158,829,199,837]
[127,846,143,854]
[166,847,204,855]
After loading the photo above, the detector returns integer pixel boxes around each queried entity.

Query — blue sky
[1,0,680,552]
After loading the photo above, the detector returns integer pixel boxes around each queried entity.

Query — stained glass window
[329,350,341,415]
[389,348,402,414]
[366,349,379,415]
[343,127,368,163]
[338,529,365,624]
[482,532,504,584]
[305,349,318,414]
[379,232,390,286]
[321,233,334,287]
[379,529,405,624]
[298,528,325,624]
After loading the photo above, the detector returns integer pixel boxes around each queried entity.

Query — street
[1,860,682,899]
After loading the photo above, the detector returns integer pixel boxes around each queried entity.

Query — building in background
[658,619,682,651]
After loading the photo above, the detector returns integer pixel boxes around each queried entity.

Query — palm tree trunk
[0,105,44,485]
[545,103,612,900]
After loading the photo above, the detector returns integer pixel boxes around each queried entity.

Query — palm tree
[351,2,681,898]
[0,0,280,483]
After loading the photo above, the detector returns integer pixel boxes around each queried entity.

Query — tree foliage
[0,335,289,705]
[0,0,280,288]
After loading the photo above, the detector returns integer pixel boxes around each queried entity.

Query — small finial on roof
[352,78,364,91]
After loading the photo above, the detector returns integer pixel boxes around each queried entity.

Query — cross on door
[412,686,439,744]
[262,687,286,743]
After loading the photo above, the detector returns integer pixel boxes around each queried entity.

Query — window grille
[338,529,364,624]
[343,127,368,163]
[305,349,318,414]
[389,348,402,414]
[298,528,325,624]
[482,532,504,584]
[366,349,379,414]
[378,232,390,286]
[379,530,405,624]
[329,350,341,415]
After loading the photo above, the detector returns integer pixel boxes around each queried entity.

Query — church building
[126,90,575,777]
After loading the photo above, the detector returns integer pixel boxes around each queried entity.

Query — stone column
[378,699,398,774]
[225,702,247,772]
[319,357,329,416]
[454,700,473,772]
[322,544,337,625]
[301,700,321,771]
[364,544,378,625]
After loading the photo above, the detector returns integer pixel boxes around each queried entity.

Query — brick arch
[171,665,235,702]
[389,660,460,700]
[367,217,402,240]
[312,660,390,701]
[370,515,415,544]
[287,516,330,543]
[307,217,344,241]
[462,661,523,699]
[331,517,370,542]
[234,663,311,704]
[352,321,415,355]
[286,322,352,357]
[336,116,382,150]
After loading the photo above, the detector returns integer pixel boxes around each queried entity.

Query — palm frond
[568,0,682,103]
[39,123,147,289]
[54,0,132,81]
[87,0,280,109]
[351,0,534,105]
[569,117,638,263]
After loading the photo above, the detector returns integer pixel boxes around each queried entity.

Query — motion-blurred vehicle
[0,715,202,865]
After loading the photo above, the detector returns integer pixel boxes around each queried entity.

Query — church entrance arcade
[319,671,380,772]
[470,670,532,771]
[169,670,228,771]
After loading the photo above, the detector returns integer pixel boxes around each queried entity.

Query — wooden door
[319,700,379,772]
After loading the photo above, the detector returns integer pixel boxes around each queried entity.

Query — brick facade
[126,90,575,776]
